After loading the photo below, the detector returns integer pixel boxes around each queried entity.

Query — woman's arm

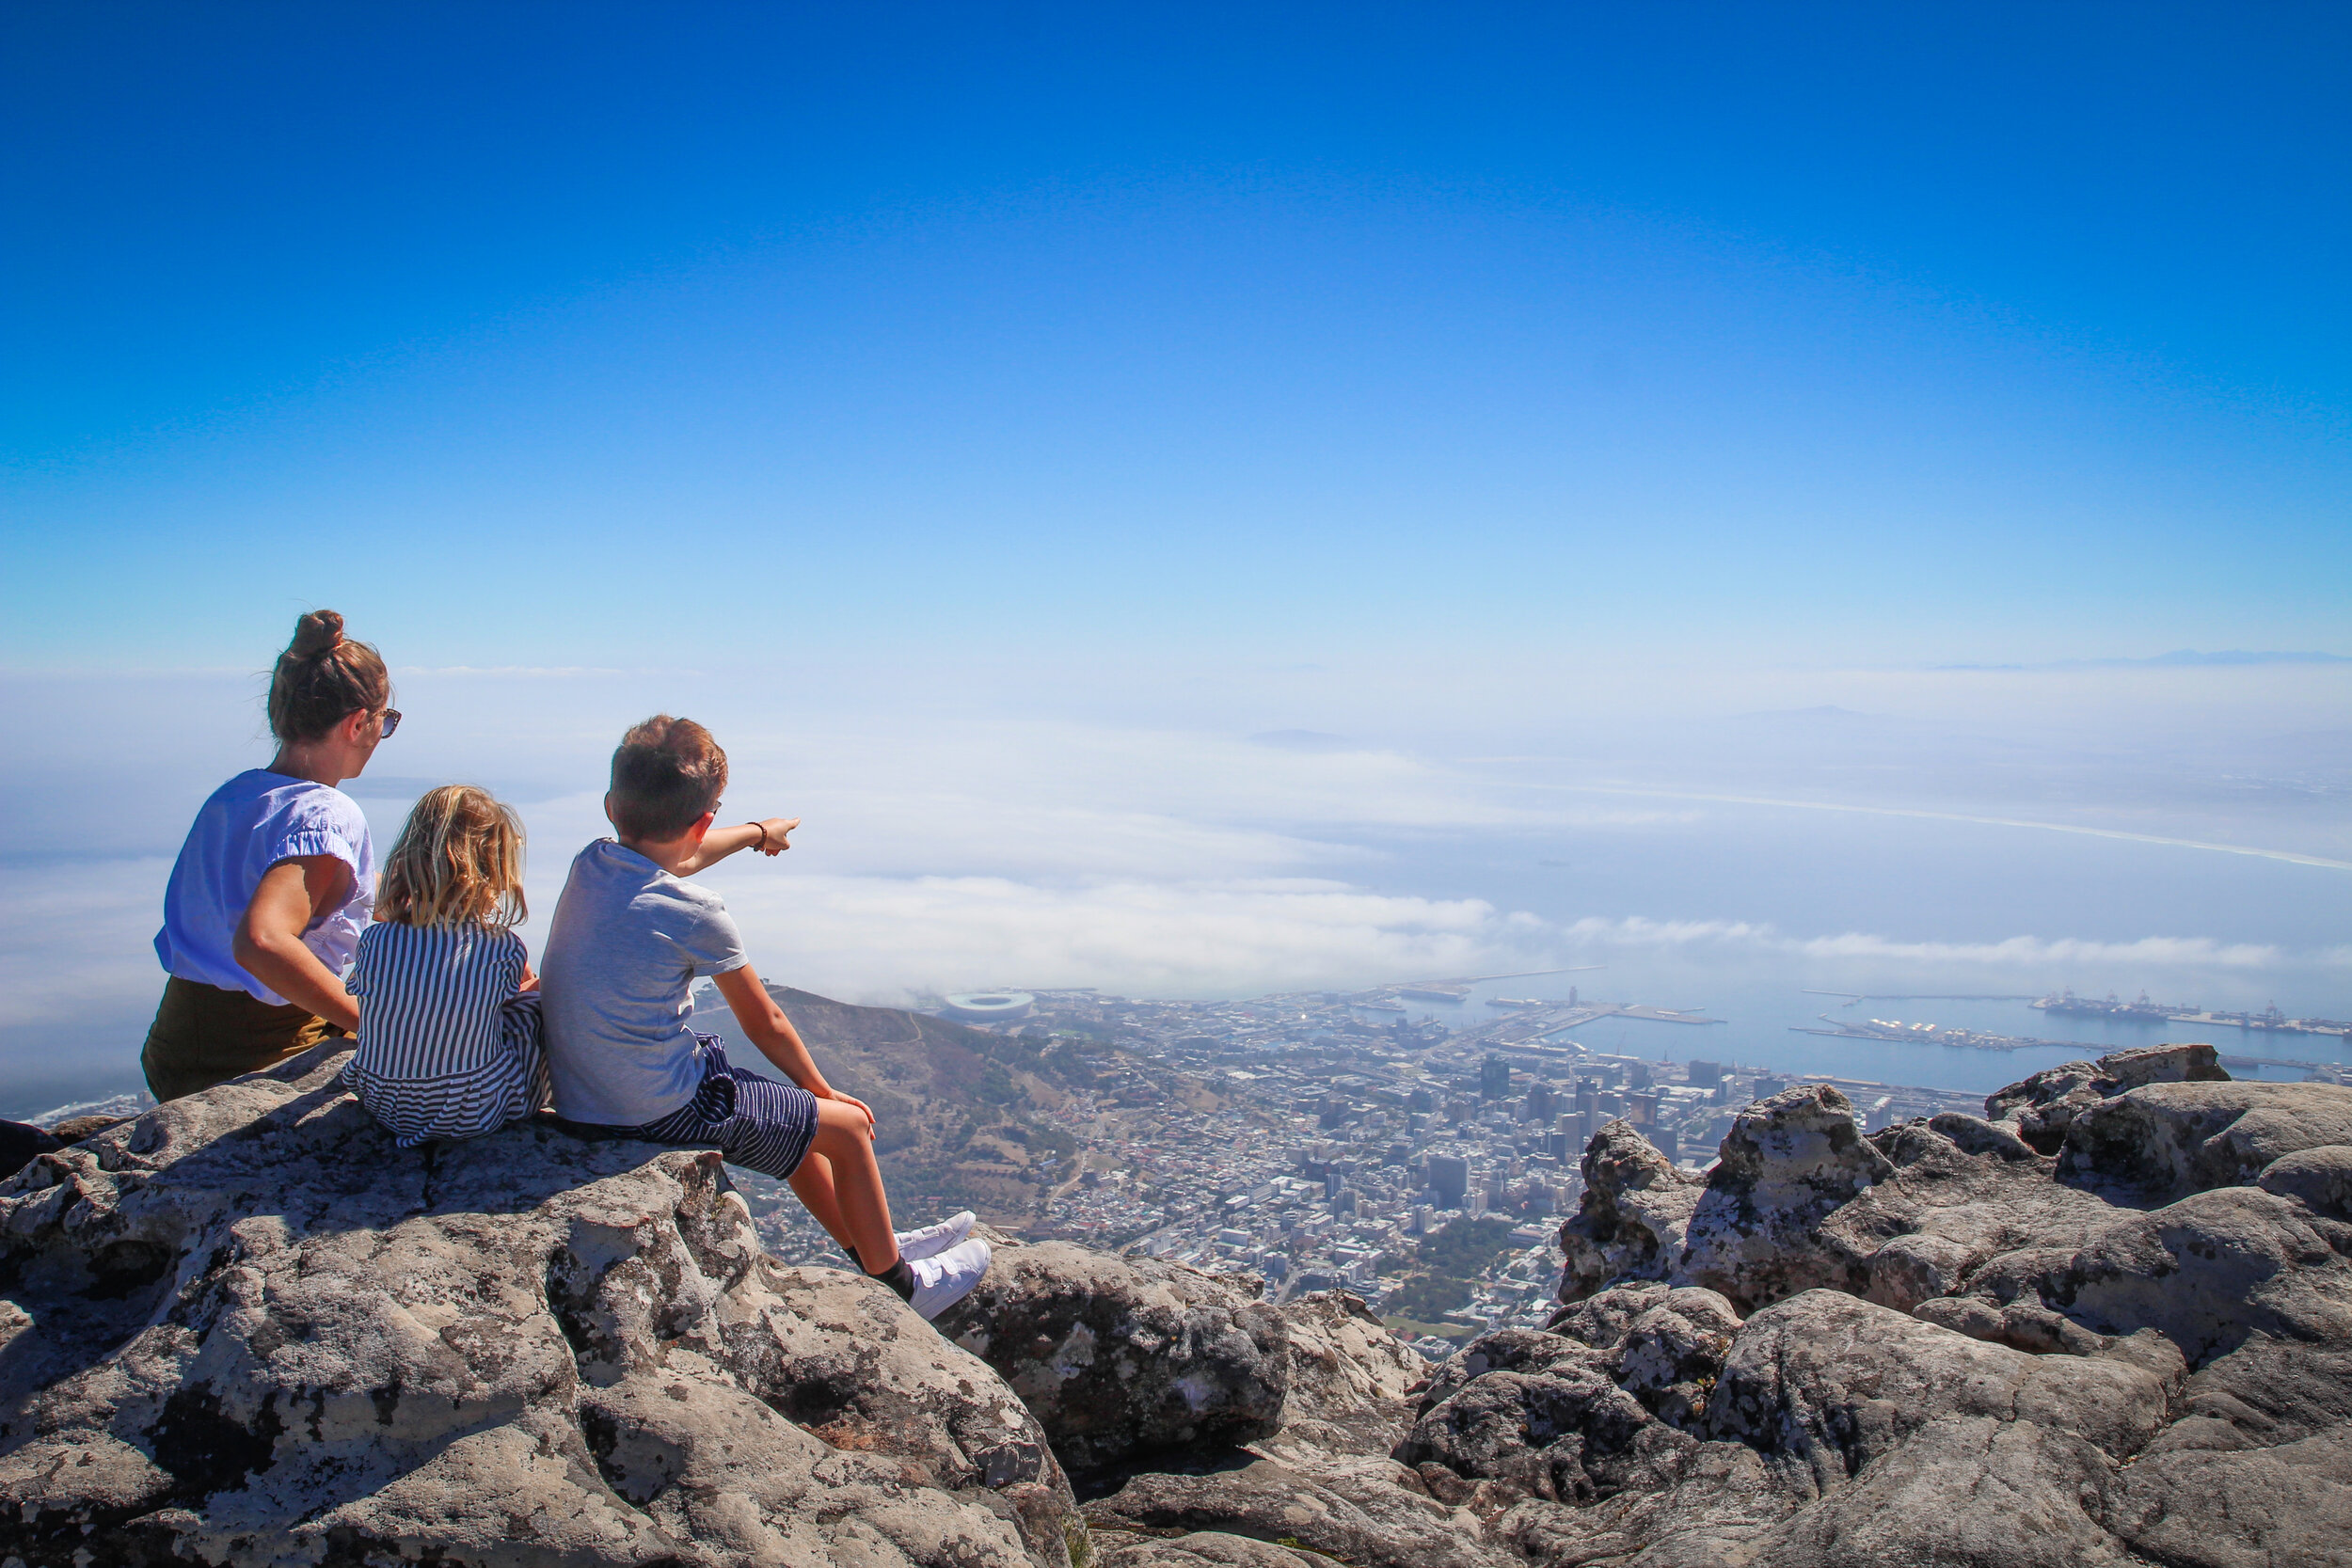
[675,816,799,875]
[710,964,872,1131]
[232,856,361,1033]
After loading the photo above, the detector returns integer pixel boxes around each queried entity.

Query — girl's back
[342,784,548,1147]
[345,922,545,1145]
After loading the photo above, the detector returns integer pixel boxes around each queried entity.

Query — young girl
[342,785,548,1146]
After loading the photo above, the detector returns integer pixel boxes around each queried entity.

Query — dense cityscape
[737,983,1990,1362]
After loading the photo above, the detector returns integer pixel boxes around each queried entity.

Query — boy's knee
[810,1100,875,1149]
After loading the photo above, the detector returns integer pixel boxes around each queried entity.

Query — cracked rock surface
[939,1239,1290,1477]
[7,1038,2350,1568]
[1067,1053,2352,1568]
[0,1043,1079,1567]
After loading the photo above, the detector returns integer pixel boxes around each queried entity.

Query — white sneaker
[896,1211,977,1262]
[908,1237,993,1321]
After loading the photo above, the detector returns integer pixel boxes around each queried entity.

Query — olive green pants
[140,976,339,1103]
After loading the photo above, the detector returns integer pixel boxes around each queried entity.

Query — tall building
[1687,1060,1724,1087]
[1522,1083,1558,1123]
[1552,1112,1581,1161]
[1628,1091,1660,1128]
[1427,1153,1470,1209]
[1647,1123,1678,1161]
[1480,1054,1512,1100]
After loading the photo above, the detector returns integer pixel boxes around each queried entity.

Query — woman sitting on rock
[143,610,395,1101]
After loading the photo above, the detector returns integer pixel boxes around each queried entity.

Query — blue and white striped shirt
[342,921,548,1147]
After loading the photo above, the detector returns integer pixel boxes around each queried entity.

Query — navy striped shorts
[618,1037,820,1180]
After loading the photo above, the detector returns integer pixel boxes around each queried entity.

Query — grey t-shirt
[540,839,747,1125]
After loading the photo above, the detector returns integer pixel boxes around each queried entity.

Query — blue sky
[5,1,2346,669]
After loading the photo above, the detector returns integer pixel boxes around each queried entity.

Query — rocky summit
[1,1038,2348,1566]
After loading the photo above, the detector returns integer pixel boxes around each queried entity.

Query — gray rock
[1747,1415,2130,1567]
[1092,1528,1324,1566]
[1546,1278,1674,1347]
[2260,1143,2352,1219]
[0,1044,1080,1568]
[1986,1041,2227,1154]
[1411,1062,2352,1566]
[1556,1119,1706,1303]
[44,1113,128,1144]
[1677,1085,1892,1310]
[1418,1325,1602,1408]
[1962,1185,2352,1363]
[942,1239,1289,1476]
[1865,1228,1984,1312]
[1268,1291,1420,1456]
[2105,1332,2352,1565]
[2158,1333,2352,1450]
[1395,1358,1670,1505]
[1613,1287,1740,1428]
[2058,1079,2352,1197]
[1925,1110,2043,1162]
[1703,1291,2172,1492]
[1909,1294,2117,1357]
[1276,1290,1419,1420]
[2110,1426,2352,1568]
[1081,1456,1502,1568]
[1818,1115,2130,1313]
[1485,1438,1796,1568]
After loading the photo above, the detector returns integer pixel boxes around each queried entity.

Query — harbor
[1792,1013,2089,1053]
[2034,990,2350,1040]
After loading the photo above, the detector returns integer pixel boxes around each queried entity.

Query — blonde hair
[375,785,527,929]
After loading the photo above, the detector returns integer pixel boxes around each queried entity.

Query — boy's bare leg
[785,1149,855,1250]
[797,1099,899,1272]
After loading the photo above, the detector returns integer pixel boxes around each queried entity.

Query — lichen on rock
[5,1038,2350,1568]
[0,1042,1080,1568]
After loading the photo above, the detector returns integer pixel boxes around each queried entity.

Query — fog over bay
[4,652,2344,1117]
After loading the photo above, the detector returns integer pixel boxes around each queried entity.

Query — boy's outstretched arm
[710,964,872,1132]
[675,816,800,875]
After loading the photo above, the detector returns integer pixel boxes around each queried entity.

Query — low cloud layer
[13,852,2338,1036]
[3,668,2344,1060]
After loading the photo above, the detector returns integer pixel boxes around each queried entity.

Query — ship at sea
[2036,989,2186,1022]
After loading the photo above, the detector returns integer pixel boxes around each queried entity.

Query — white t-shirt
[538,839,747,1125]
[153,768,376,1006]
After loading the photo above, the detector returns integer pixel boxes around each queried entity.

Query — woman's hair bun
[289,609,346,660]
[268,610,388,743]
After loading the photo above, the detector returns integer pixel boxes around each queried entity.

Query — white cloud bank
[1,854,2333,1035]
[699,877,2323,1008]
[1560,916,2287,974]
